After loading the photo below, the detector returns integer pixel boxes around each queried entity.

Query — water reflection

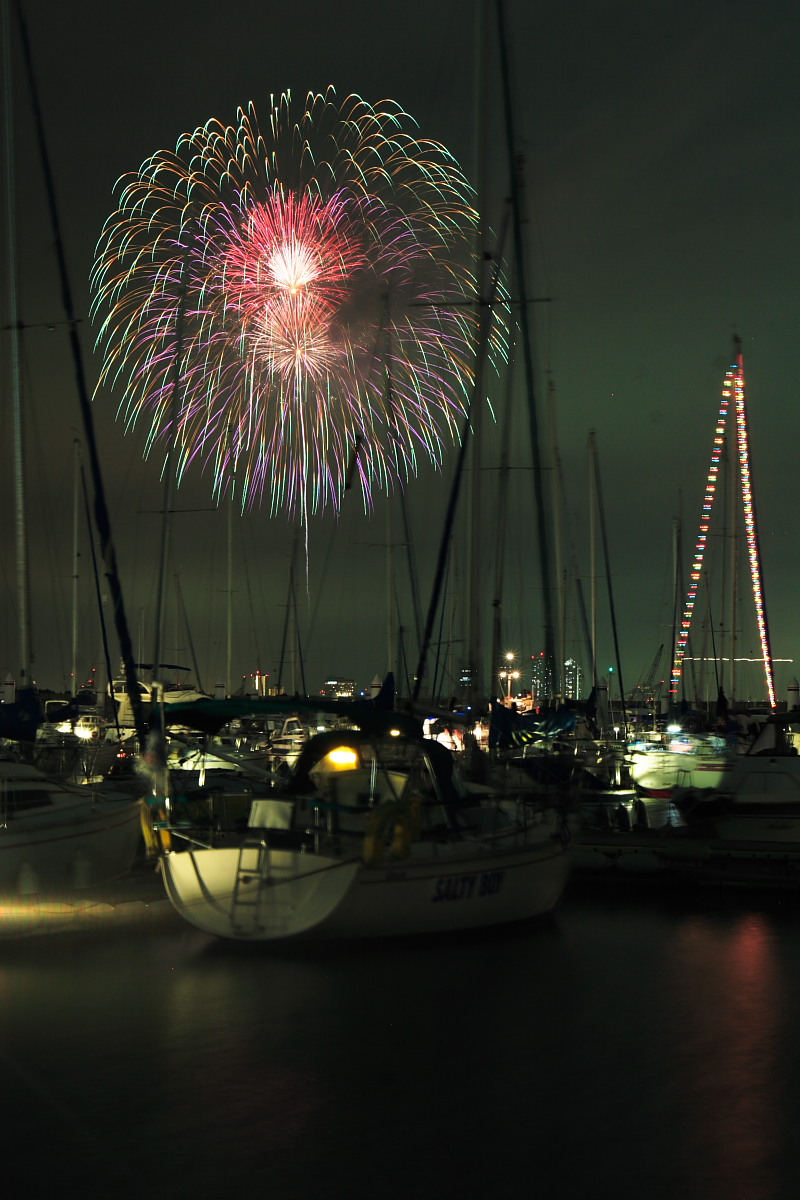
[666,912,784,1200]
[2,890,800,1199]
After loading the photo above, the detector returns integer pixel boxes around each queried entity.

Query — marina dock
[574,827,800,890]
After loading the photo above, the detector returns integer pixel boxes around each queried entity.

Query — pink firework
[91,89,500,517]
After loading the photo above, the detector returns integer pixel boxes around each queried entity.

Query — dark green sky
[2,0,798,704]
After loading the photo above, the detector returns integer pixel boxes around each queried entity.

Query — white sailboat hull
[0,794,143,896]
[161,835,571,941]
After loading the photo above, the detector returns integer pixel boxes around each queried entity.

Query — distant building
[529,654,582,704]
[320,678,355,699]
[530,652,555,706]
[458,662,475,695]
[563,658,582,700]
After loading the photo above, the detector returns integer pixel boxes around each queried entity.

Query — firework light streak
[670,347,775,709]
[91,89,503,517]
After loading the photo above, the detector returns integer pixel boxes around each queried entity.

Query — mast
[71,438,80,695]
[588,430,628,734]
[226,489,233,696]
[670,337,776,710]
[384,349,395,680]
[495,0,555,693]
[489,338,515,688]
[153,239,191,691]
[732,338,775,708]
[670,514,680,715]
[726,410,736,699]
[549,378,565,701]
[3,0,32,690]
[386,491,394,678]
[588,434,598,686]
[465,0,490,706]
[13,0,146,741]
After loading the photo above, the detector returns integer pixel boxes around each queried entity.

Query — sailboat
[158,705,572,940]
[150,3,578,941]
[0,2,142,906]
[639,341,773,793]
[669,339,775,707]
[574,341,791,877]
[0,757,142,894]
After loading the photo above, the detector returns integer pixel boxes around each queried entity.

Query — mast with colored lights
[670,337,776,711]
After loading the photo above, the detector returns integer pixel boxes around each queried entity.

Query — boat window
[758,772,800,795]
[2,789,56,812]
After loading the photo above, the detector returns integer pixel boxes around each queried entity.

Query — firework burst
[91,89,502,516]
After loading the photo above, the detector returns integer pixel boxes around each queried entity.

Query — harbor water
[2,870,800,1200]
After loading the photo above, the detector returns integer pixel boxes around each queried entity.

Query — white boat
[0,757,142,897]
[672,709,800,842]
[264,715,310,774]
[158,712,573,941]
[109,678,210,728]
[626,730,733,798]
[166,715,309,780]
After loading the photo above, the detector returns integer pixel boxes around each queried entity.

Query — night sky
[2,0,799,706]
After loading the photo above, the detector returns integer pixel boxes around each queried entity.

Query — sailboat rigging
[146,0,574,942]
[412,0,557,713]
[495,0,555,687]
[10,0,147,743]
[587,430,628,733]
[0,3,142,903]
[3,0,32,699]
[670,336,776,711]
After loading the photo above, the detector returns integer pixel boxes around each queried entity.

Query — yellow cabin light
[326,746,359,768]
[389,728,401,737]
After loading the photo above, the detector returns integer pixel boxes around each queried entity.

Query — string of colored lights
[670,346,776,709]
[733,351,776,708]
[669,386,730,697]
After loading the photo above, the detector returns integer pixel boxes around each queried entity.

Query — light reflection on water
[665,912,785,1200]
[1,887,800,1199]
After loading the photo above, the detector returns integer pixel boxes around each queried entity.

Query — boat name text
[432,870,504,902]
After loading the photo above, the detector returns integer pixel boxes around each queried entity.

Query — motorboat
[626,729,733,799]
[672,709,800,841]
[157,710,574,941]
[108,677,210,728]
[0,757,142,897]
[264,715,310,775]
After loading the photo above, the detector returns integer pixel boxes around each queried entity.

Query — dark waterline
[2,878,799,1200]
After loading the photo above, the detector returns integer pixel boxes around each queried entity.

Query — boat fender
[140,804,171,856]
[363,800,418,865]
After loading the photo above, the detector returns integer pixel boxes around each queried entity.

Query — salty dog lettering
[432,870,504,901]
